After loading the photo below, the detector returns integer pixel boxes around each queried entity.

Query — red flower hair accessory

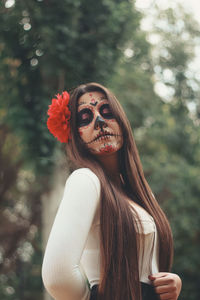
[47,91,71,143]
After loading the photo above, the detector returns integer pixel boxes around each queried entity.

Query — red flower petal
[46,91,71,143]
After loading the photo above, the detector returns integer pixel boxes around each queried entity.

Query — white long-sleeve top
[42,168,159,300]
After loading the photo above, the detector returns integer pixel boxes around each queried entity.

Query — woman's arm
[149,272,182,300]
[42,169,100,300]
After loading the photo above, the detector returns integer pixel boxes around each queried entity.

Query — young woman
[42,82,182,300]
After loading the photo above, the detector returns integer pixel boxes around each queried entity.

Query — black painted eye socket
[77,108,93,127]
[100,104,114,119]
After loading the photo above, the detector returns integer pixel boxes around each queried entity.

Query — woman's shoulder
[67,168,101,196]
[70,167,100,182]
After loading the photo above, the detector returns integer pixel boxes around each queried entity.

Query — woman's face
[77,91,123,156]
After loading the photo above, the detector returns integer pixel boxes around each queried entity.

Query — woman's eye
[100,104,114,119]
[77,109,93,127]
[82,113,90,120]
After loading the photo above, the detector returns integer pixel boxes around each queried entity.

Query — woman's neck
[97,152,123,186]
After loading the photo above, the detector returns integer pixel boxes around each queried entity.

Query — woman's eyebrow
[78,97,107,107]
[100,96,107,101]
[77,101,87,107]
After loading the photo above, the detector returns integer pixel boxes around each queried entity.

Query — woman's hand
[148,272,182,300]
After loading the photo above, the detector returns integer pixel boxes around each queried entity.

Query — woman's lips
[86,132,120,144]
[94,134,113,142]
[95,132,114,140]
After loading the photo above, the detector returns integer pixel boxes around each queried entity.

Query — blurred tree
[1,0,200,299]
[109,28,162,129]
[0,123,44,300]
[0,0,140,172]
[144,7,200,300]
[0,0,142,299]
[109,4,200,300]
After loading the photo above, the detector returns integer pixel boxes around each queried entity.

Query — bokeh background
[0,0,200,299]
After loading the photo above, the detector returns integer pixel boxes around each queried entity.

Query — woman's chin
[89,142,120,156]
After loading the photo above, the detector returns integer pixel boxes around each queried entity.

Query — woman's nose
[94,115,107,131]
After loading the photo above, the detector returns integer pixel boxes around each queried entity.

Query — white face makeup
[77,91,123,156]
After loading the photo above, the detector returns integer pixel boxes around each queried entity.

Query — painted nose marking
[90,100,98,106]
[94,115,106,130]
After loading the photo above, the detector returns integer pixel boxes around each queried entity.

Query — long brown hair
[66,82,173,300]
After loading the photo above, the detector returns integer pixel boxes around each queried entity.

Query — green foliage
[110,5,200,300]
[0,0,140,174]
[151,5,200,110]
[1,0,200,299]
[0,1,142,300]
[0,235,43,300]
[109,28,161,128]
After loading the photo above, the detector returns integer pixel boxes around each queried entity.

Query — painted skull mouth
[94,133,114,142]
[86,130,120,144]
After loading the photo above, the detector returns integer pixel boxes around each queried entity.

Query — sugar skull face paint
[77,91,123,156]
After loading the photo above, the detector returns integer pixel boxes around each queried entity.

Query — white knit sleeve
[41,168,100,300]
